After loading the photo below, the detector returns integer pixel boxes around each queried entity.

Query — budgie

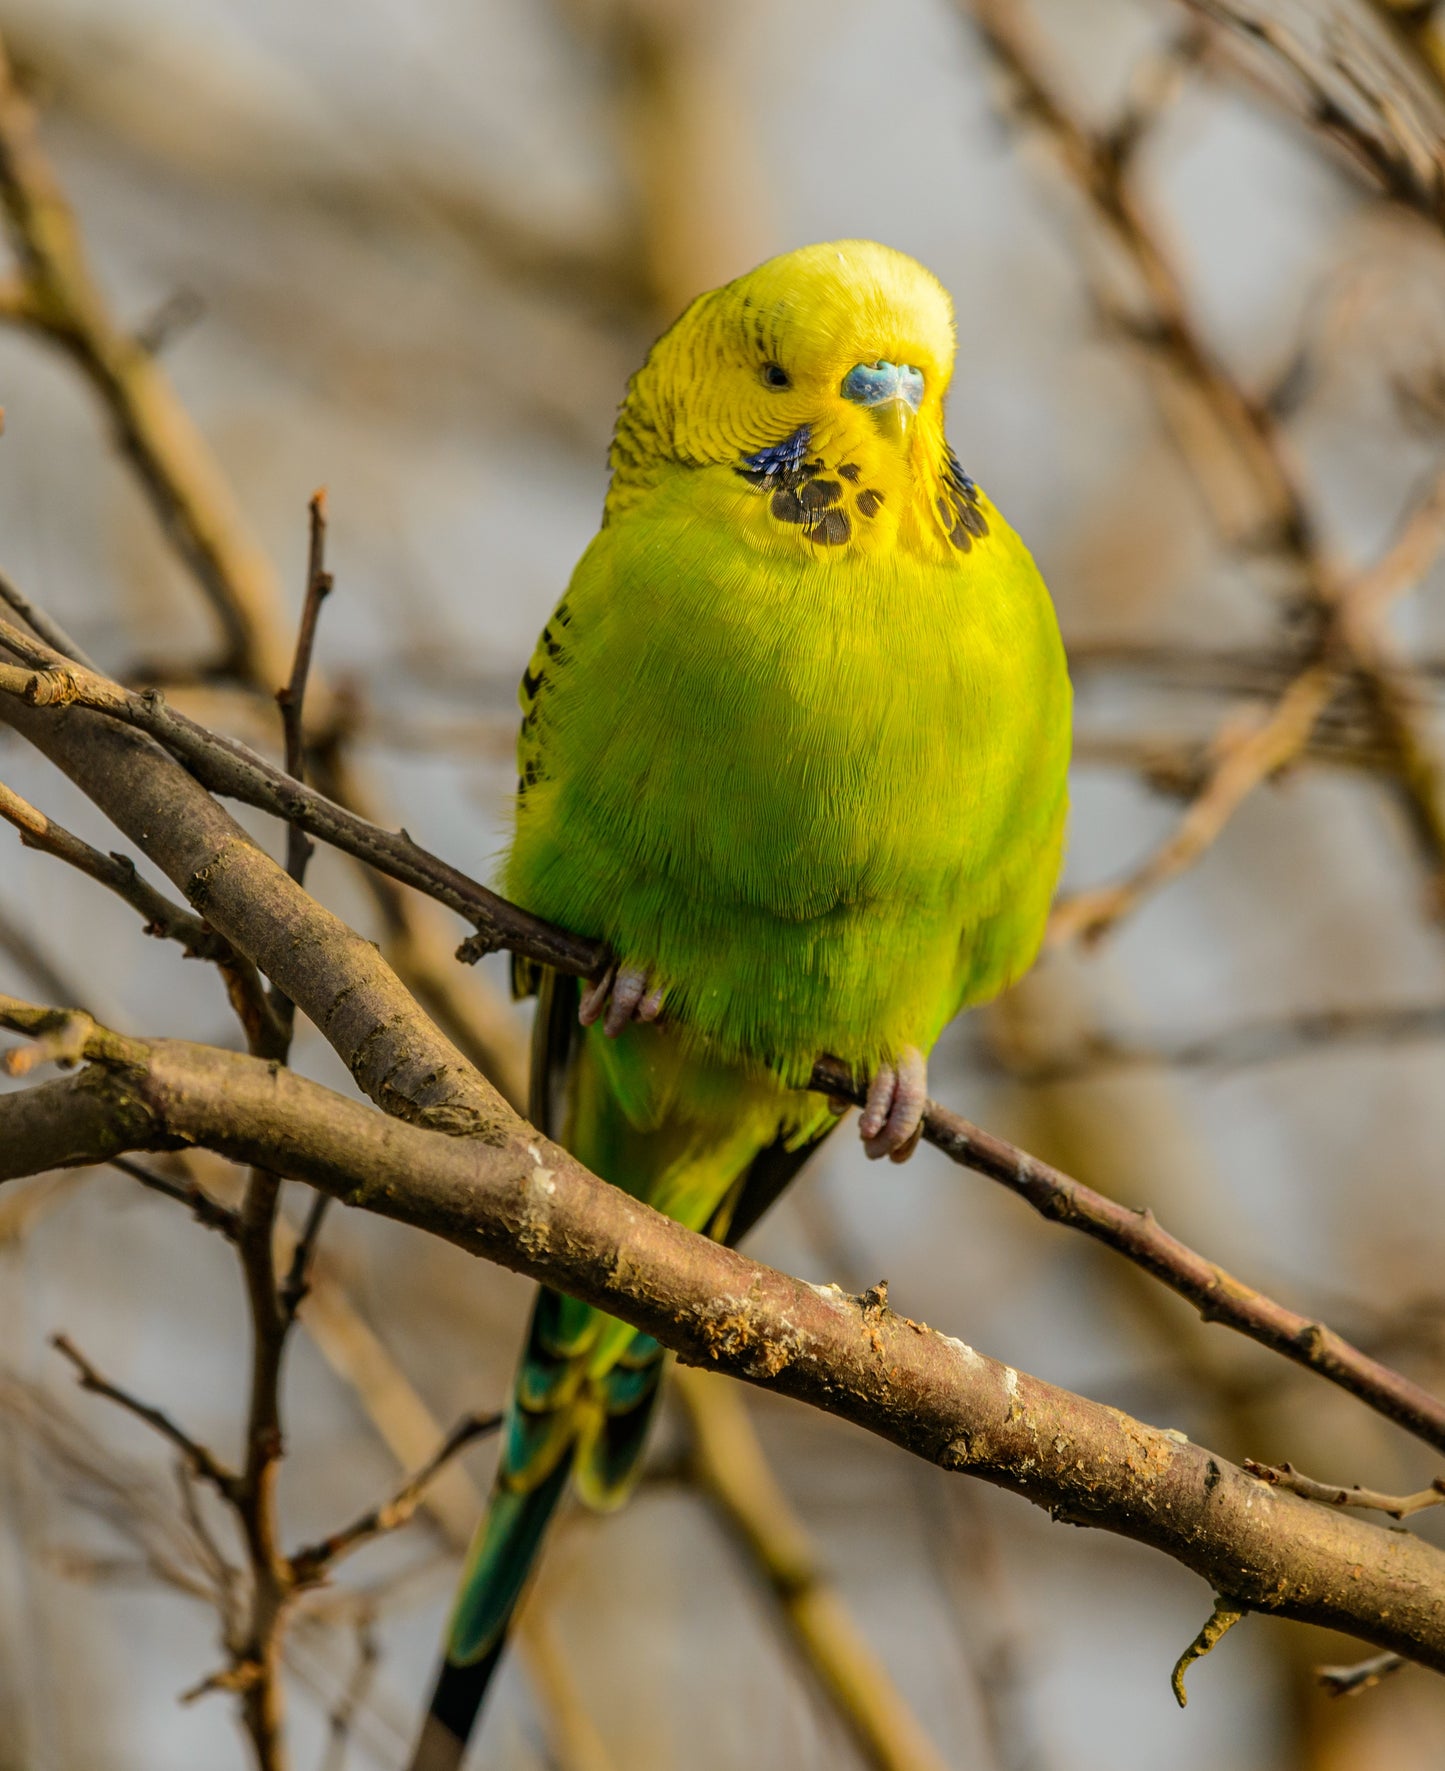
[408,239,1071,1768]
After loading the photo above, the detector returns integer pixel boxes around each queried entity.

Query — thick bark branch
[0,685,503,1133]
[3,1025,1445,1677]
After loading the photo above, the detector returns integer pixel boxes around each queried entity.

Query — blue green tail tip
[447,1453,571,1665]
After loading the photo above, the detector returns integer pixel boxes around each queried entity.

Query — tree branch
[109,1153,240,1239]
[1244,1459,1445,1519]
[52,1331,239,1501]
[674,1366,953,1771]
[0,642,508,1133]
[4,1022,1445,1677]
[288,1411,502,1587]
[0,775,233,962]
[809,1056,1445,1454]
[274,489,332,896]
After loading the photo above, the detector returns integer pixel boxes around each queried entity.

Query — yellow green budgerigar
[408,239,1071,1767]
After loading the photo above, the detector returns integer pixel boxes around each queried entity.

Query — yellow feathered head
[608,241,986,557]
[616,240,957,470]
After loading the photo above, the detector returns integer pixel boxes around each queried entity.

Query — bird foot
[858,1046,927,1162]
[578,963,665,1038]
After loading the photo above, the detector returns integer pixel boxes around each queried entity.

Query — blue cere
[841,360,924,411]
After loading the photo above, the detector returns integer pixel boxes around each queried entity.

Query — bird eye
[761,363,791,390]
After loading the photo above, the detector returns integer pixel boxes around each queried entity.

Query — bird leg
[858,1046,927,1162]
[578,963,665,1038]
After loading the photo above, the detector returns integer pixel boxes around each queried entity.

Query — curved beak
[841,360,925,441]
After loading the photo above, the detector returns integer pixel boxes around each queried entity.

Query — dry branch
[810,1059,1445,1453]
[0,649,505,1133]
[674,1367,953,1771]
[0,776,231,962]
[4,1010,1445,1676]
[1244,1458,1445,1518]
[52,1331,239,1500]
[274,491,333,896]
[288,1412,502,1588]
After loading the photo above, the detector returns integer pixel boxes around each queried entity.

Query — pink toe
[883,1047,927,1148]
[578,966,615,1027]
[604,967,648,1038]
[861,1048,927,1159]
[858,1063,896,1142]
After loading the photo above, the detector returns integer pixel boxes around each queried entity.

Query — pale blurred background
[3,0,1445,1766]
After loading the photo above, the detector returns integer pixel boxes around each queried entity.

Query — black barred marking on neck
[939,448,989,552]
[736,427,860,548]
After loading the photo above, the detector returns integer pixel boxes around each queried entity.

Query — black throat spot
[736,427,866,548]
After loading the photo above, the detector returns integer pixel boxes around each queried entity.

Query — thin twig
[0,776,234,962]
[0,768,283,1054]
[276,490,333,893]
[808,1054,1445,1453]
[233,1164,291,1765]
[0,606,604,980]
[278,1187,330,1321]
[108,1155,241,1240]
[1244,1459,1445,1518]
[1317,1649,1407,1697]
[289,1411,502,1587]
[268,491,338,1299]
[51,1332,239,1500]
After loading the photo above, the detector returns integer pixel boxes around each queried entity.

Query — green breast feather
[507,469,1070,1085]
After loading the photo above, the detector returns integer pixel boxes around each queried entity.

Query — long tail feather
[408,966,831,1766]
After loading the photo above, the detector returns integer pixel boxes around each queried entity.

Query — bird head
[607,241,978,556]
